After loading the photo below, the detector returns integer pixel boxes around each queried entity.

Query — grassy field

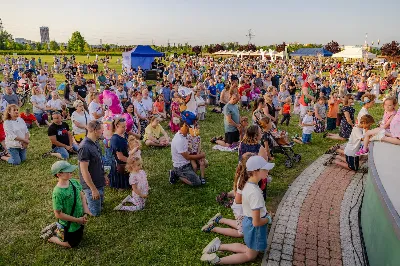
[0,56,384,265]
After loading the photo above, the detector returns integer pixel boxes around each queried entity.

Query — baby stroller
[262,129,301,168]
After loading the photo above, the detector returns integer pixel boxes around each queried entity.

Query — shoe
[200,253,221,264]
[210,137,217,144]
[200,178,207,185]
[202,237,221,254]
[355,148,369,156]
[217,136,224,141]
[201,222,215,233]
[40,230,54,241]
[42,151,51,158]
[40,222,57,234]
[169,170,178,184]
[207,213,222,225]
[114,204,124,211]
[323,155,335,166]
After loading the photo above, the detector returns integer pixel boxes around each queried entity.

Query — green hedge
[0,50,122,56]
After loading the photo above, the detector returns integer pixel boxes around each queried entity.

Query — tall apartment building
[40,26,50,43]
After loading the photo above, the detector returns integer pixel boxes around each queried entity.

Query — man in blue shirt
[320,79,332,98]
[223,92,240,144]
[207,80,219,106]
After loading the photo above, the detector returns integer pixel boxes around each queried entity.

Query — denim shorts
[302,133,312,143]
[83,187,104,216]
[242,216,268,252]
[173,163,201,186]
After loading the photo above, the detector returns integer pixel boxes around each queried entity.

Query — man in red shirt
[20,108,41,129]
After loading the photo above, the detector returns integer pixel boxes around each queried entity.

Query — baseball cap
[51,161,78,175]
[246,156,275,171]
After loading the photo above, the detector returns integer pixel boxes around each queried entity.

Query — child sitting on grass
[356,97,398,156]
[326,115,374,171]
[40,161,90,248]
[114,156,149,211]
[20,108,42,129]
[202,153,253,238]
[201,156,273,265]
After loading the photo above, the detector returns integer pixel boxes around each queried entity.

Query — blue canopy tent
[122,45,164,70]
[290,48,333,57]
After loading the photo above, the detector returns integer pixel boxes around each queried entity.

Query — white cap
[246,156,275,171]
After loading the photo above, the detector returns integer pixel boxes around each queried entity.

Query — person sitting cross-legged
[43,111,79,159]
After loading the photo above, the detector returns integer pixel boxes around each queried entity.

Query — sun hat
[51,161,78,175]
[246,155,275,171]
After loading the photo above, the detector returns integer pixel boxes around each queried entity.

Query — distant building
[40,26,50,43]
[15,38,27,44]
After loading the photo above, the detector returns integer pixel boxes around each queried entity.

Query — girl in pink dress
[169,96,180,133]
[356,97,398,155]
[114,157,149,211]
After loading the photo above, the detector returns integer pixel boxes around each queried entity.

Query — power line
[246,29,255,44]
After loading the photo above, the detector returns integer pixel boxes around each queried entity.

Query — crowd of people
[1,53,400,264]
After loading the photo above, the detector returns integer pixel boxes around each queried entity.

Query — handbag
[55,181,77,241]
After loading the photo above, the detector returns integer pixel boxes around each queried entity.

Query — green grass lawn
[0,55,384,265]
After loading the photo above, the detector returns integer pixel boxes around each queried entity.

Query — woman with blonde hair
[71,100,91,143]
[1,104,29,165]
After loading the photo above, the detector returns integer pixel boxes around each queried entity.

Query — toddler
[188,123,207,180]
[356,97,398,155]
[293,92,301,115]
[301,107,316,144]
[280,97,291,126]
[114,156,149,212]
[127,135,142,159]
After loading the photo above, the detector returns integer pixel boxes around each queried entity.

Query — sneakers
[202,237,221,254]
[210,137,217,144]
[201,222,215,233]
[200,253,221,264]
[42,151,51,158]
[207,213,222,225]
[169,170,178,184]
[40,222,57,240]
[201,213,222,232]
[40,230,54,241]
[122,195,132,204]
[355,148,369,156]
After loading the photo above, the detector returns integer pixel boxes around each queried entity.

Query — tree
[192,45,202,55]
[276,42,287,53]
[324,40,341,54]
[214,44,224,52]
[104,44,111,52]
[49,40,60,51]
[36,42,43,51]
[67,31,87,52]
[0,29,13,50]
[381,41,400,57]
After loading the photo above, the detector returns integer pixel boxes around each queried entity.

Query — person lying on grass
[40,161,91,248]
[201,156,273,265]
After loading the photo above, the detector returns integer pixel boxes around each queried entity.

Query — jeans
[103,147,113,167]
[8,148,27,165]
[84,187,104,216]
[302,133,312,143]
[53,144,79,159]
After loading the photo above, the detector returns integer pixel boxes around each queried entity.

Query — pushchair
[262,130,301,168]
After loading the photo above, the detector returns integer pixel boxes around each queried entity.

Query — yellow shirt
[143,124,163,141]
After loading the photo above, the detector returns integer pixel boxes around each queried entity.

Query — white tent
[332,46,377,59]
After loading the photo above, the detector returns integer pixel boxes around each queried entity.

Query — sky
[2,0,399,46]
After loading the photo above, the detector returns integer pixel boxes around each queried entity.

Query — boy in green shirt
[40,161,91,248]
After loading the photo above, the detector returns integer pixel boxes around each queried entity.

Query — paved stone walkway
[263,155,368,266]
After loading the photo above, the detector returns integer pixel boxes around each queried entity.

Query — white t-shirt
[37,74,47,87]
[88,101,103,121]
[196,96,205,113]
[142,97,153,112]
[171,132,190,168]
[357,107,369,125]
[4,117,29,149]
[31,94,47,114]
[302,114,315,134]
[344,127,364,157]
[71,111,90,135]
[242,182,267,218]
[115,90,127,101]
[46,99,63,110]
[186,92,198,115]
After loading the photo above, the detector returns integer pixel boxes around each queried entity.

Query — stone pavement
[263,155,368,266]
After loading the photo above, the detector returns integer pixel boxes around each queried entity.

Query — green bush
[0,50,122,56]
